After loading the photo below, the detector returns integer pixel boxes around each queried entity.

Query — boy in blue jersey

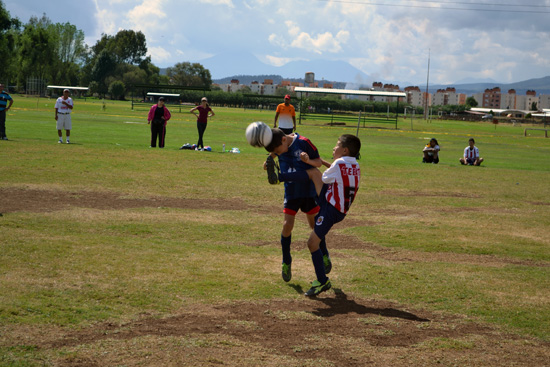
[263,128,332,284]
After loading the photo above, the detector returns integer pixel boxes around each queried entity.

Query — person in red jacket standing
[147,97,171,148]
[190,97,215,151]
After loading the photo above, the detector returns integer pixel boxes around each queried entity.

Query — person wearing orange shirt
[274,94,296,134]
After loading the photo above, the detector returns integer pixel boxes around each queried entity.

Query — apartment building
[539,94,550,109]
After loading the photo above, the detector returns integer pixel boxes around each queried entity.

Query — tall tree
[111,30,147,64]
[49,22,86,85]
[17,15,56,89]
[91,50,116,96]
[466,96,478,108]
[0,2,21,84]
[166,62,212,88]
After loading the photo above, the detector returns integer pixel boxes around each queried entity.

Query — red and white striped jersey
[464,146,479,159]
[322,156,361,214]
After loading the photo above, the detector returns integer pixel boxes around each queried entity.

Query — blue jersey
[278,134,320,200]
[0,92,12,111]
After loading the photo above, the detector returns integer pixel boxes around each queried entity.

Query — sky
[5,0,550,85]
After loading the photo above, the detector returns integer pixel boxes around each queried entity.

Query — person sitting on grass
[459,138,484,166]
[262,128,333,286]
[265,134,361,297]
[422,138,440,164]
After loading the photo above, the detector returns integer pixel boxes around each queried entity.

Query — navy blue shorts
[313,185,346,240]
[466,157,476,165]
[283,197,319,216]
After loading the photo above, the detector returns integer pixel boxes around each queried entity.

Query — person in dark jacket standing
[147,97,171,148]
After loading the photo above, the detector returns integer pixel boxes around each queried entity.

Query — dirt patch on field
[4,295,547,367]
[0,187,249,213]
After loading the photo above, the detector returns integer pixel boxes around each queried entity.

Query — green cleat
[305,279,331,297]
[323,254,332,274]
[282,262,292,282]
[265,155,280,185]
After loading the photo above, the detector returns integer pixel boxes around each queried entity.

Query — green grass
[1,96,549,364]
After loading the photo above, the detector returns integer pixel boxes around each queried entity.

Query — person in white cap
[54,89,74,143]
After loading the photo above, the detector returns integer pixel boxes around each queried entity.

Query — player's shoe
[323,254,332,274]
[305,279,331,297]
[282,262,292,282]
[66,139,70,144]
[265,155,279,184]
[58,139,63,144]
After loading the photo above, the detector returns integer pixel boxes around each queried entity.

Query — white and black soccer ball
[245,121,273,148]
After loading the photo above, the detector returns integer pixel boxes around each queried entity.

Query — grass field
[1,96,549,366]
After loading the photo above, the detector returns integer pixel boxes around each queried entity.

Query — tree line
[0,2,211,100]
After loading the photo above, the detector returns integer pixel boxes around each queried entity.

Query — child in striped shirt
[267,134,361,296]
[460,138,484,166]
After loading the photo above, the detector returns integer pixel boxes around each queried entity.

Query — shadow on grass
[310,288,430,322]
[287,283,305,294]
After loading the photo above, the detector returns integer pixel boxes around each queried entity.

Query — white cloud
[198,0,234,7]
[126,0,167,31]
[148,46,172,63]
[263,55,299,67]
[277,21,350,54]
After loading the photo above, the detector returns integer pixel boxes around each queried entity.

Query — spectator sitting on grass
[460,138,484,166]
[422,138,440,164]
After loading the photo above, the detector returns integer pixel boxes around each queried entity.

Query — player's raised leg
[304,230,331,297]
[306,212,331,274]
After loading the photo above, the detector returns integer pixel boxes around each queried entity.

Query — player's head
[63,89,70,97]
[264,128,288,155]
[428,138,438,147]
[334,134,361,159]
[284,94,291,105]
[158,97,165,105]
[469,138,475,147]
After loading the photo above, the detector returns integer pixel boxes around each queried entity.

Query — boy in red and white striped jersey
[270,134,361,296]
[459,138,484,166]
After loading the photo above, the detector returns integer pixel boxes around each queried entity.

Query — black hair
[339,134,361,159]
[264,128,286,153]
[469,138,475,143]
[430,138,439,145]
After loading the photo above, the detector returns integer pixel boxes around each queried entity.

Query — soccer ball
[245,121,272,147]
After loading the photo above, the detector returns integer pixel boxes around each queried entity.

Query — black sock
[319,238,329,257]
[281,234,292,265]
[311,249,328,284]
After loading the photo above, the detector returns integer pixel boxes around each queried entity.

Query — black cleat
[266,155,280,184]
[282,262,292,282]
[305,279,331,297]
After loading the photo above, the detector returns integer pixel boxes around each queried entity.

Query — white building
[539,95,550,109]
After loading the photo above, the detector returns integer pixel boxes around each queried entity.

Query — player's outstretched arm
[300,152,323,168]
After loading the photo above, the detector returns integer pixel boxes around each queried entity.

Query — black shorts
[279,127,294,135]
[424,155,439,163]
[283,197,320,216]
[313,185,346,240]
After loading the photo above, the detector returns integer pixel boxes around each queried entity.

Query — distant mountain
[201,51,369,85]
[429,76,550,95]
[454,77,499,84]
[166,52,550,96]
